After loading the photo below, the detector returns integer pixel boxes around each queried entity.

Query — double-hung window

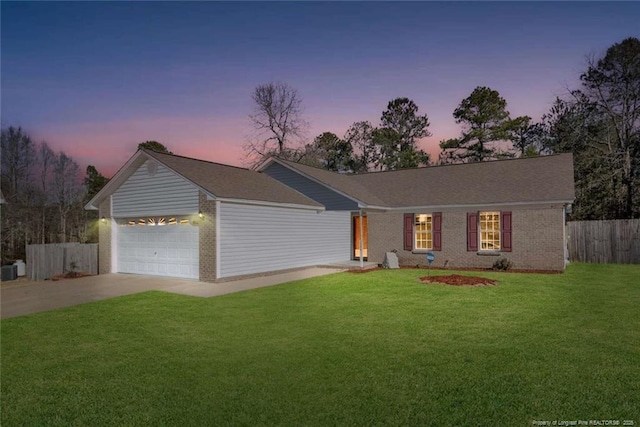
[467,211,512,252]
[479,211,501,251]
[404,213,442,251]
[414,214,433,250]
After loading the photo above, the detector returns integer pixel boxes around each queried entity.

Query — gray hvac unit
[1,265,17,281]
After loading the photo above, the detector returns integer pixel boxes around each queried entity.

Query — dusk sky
[2,2,639,177]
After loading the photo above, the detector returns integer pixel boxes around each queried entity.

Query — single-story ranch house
[85,149,575,281]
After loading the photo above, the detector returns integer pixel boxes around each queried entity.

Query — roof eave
[217,197,325,211]
[142,150,220,199]
[254,155,277,172]
[84,150,148,211]
[383,199,575,211]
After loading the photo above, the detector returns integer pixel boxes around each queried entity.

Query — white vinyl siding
[117,220,199,279]
[113,160,199,217]
[219,203,350,278]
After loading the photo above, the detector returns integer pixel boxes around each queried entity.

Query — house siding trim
[380,200,573,212]
[215,200,221,279]
[214,196,325,211]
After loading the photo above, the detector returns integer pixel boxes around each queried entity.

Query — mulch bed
[50,272,95,281]
[346,265,561,275]
[419,274,498,287]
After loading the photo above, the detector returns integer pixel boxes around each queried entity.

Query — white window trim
[479,211,501,252]
[413,213,433,252]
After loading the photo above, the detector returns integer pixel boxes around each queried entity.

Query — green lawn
[2,264,639,426]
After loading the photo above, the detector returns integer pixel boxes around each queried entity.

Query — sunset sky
[2,2,639,177]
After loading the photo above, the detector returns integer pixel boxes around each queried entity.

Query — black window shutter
[467,212,478,252]
[501,211,512,252]
[403,214,413,251]
[433,212,442,251]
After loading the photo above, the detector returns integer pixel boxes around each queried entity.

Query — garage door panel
[117,220,199,279]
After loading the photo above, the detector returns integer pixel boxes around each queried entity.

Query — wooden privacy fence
[26,243,98,281]
[568,219,640,264]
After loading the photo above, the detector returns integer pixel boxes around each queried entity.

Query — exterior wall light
[198,211,204,219]
[101,217,107,224]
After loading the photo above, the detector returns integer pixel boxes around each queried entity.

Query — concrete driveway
[1,267,343,319]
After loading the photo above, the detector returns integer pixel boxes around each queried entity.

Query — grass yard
[1,263,639,426]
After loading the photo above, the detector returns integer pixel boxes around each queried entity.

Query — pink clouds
[31,110,459,180]
[36,116,249,177]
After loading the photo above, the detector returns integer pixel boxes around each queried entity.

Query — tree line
[245,37,639,220]
[0,136,169,263]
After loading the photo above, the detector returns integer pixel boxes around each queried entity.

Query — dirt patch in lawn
[419,274,498,287]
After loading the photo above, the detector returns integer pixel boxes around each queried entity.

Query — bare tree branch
[244,82,309,167]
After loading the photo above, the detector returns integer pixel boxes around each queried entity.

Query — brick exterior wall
[98,197,111,274]
[199,193,217,282]
[367,206,566,271]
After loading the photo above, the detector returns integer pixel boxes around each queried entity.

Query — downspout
[110,195,117,274]
[563,204,568,266]
[216,200,221,280]
[359,209,364,269]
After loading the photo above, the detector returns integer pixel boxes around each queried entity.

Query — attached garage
[86,149,352,282]
[107,154,201,279]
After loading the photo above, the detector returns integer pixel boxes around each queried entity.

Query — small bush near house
[492,257,513,271]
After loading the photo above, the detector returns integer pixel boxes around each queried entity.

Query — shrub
[492,258,513,271]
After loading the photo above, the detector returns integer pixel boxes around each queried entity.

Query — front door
[353,215,368,260]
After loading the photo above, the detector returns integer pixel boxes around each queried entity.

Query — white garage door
[116,218,199,279]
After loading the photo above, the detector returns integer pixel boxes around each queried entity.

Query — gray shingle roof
[273,154,575,208]
[144,150,323,208]
[354,153,575,207]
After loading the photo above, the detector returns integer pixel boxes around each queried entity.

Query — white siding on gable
[113,160,199,217]
[219,203,351,278]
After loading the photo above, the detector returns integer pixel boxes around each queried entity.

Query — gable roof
[260,154,575,209]
[86,150,323,210]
